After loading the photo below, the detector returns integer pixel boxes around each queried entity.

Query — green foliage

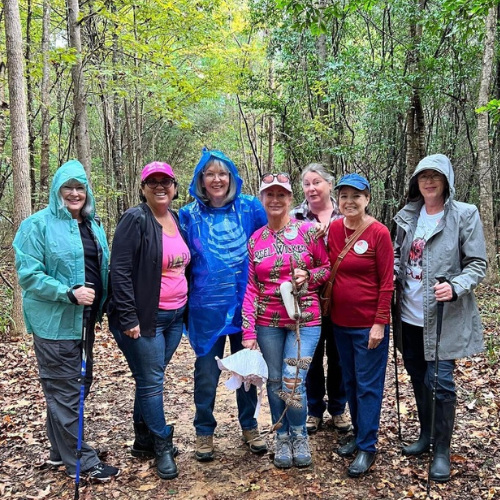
[477,100,500,125]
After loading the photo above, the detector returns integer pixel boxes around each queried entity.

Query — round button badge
[354,240,368,254]
[284,226,298,240]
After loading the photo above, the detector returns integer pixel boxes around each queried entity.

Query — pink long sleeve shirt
[242,219,331,341]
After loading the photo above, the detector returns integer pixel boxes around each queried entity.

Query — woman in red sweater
[327,173,393,477]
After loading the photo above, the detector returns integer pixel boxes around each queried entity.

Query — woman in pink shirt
[242,174,330,469]
[108,162,190,480]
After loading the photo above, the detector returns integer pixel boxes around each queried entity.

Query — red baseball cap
[141,162,175,181]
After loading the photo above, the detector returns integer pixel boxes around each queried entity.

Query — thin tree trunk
[24,0,37,210]
[405,0,426,173]
[0,62,6,156]
[267,60,275,172]
[477,6,498,282]
[4,0,31,336]
[112,11,126,215]
[39,0,51,209]
[67,0,92,178]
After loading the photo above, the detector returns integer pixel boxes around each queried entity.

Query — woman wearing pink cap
[241,173,330,469]
[108,162,190,480]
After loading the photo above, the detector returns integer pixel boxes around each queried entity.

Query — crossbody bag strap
[327,217,376,285]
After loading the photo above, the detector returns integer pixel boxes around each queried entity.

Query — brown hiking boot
[195,435,214,462]
[331,410,353,433]
[242,428,267,454]
[306,416,322,434]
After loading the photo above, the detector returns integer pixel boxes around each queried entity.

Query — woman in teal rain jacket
[179,148,267,461]
[12,160,119,481]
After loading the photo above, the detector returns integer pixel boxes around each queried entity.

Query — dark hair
[139,180,179,202]
[337,186,371,213]
[407,171,449,203]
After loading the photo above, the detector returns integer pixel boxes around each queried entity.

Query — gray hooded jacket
[393,154,487,360]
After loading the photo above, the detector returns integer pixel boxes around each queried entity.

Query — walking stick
[426,277,446,496]
[75,283,94,500]
[392,291,402,441]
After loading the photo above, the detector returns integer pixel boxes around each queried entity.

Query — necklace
[343,221,357,243]
[343,223,349,243]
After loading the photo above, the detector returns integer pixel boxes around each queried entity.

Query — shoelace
[276,439,292,457]
[293,437,310,456]
[198,436,212,447]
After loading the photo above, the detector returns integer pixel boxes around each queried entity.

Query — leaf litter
[0,284,499,499]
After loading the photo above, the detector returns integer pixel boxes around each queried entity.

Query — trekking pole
[391,288,402,441]
[75,283,94,500]
[426,276,446,496]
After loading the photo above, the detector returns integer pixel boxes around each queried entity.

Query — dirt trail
[1,326,499,499]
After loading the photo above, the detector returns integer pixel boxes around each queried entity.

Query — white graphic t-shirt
[401,206,443,326]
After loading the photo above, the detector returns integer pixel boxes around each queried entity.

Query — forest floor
[0,284,499,500]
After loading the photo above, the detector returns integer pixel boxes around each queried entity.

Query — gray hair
[301,163,334,185]
[194,159,237,206]
[58,180,93,218]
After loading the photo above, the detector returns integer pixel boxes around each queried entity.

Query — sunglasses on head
[261,173,290,184]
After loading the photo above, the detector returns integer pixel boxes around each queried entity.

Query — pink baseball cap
[141,161,175,181]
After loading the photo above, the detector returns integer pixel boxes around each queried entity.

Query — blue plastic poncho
[179,149,267,356]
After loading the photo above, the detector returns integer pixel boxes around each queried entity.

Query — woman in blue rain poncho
[179,149,267,461]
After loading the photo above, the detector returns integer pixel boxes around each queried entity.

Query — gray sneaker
[273,434,292,469]
[291,434,312,468]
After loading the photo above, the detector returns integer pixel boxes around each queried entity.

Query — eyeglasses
[418,173,443,183]
[144,178,176,189]
[203,171,229,180]
[61,185,86,194]
[261,173,290,184]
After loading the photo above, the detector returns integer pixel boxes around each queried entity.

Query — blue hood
[188,148,243,205]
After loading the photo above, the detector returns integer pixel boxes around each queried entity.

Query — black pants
[401,322,456,403]
[305,315,347,417]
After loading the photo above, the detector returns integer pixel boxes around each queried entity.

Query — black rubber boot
[429,399,455,483]
[132,422,178,458]
[131,422,155,458]
[154,426,178,480]
[402,382,432,456]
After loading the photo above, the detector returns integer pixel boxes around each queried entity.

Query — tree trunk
[405,0,426,173]
[112,10,126,215]
[4,0,31,336]
[24,0,37,211]
[477,6,498,283]
[39,0,51,209]
[267,61,275,172]
[67,0,92,178]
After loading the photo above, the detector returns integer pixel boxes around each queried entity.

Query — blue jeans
[306,315,347,418]
[111,307,184,439]
[257,325,321,437]
[401,322,456,402]
[333,324,389,453]
[194,333,258,436]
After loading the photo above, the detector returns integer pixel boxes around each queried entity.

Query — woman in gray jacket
[393,154,487,483]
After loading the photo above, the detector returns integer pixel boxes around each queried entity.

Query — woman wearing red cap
[108,162,190,480]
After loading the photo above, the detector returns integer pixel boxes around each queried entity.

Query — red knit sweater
[327,219,394,327]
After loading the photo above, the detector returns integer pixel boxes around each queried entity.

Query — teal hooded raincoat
[13,160,109,340]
